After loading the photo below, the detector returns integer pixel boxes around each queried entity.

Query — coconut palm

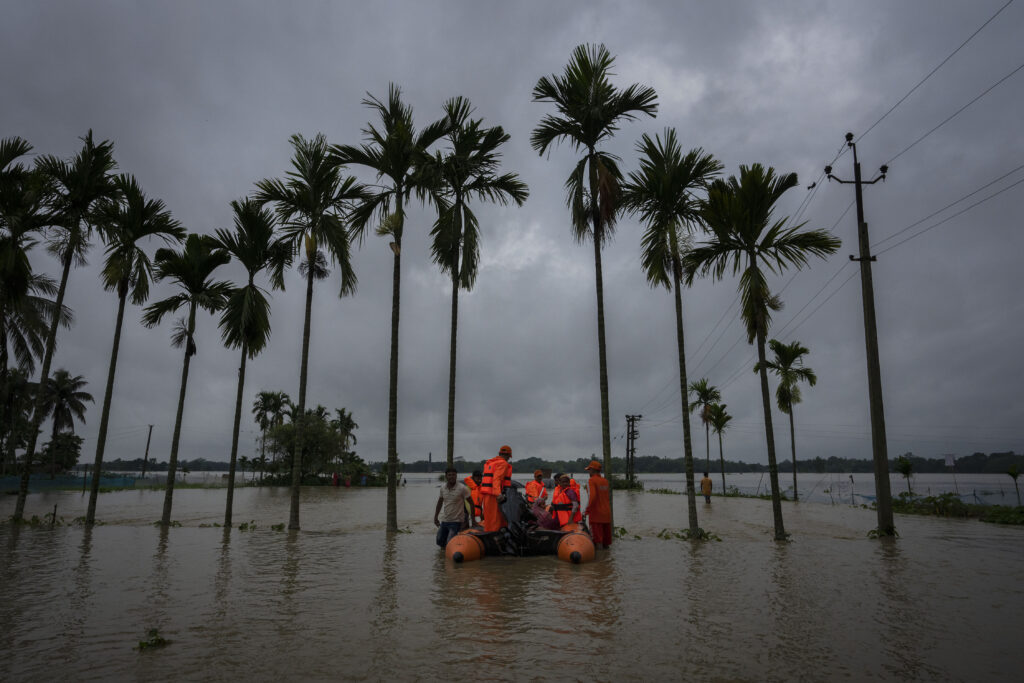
[332,84,449,532]
[16,131,118,520]
[755,339,817,502]
[41,369,93,477]
[620,129,721,533]
[424,96,529,468]
[85,174,184,523]
[214,198,290,527]
[532,43,658,500]
[688,378,722,475]
[684,163,840,540]
[707,403,732,492]
[1007,464,1021,506]
[1,369,37,477]
[142,233,230,526]
[255,133,363,530]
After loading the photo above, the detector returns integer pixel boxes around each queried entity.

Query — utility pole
[825,132,895,536]
[625,415,641,484]
[140,424,153,479]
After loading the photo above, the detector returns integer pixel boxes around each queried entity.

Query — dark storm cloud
[3,0,1021,469]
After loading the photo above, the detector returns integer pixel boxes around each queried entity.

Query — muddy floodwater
[2,477,1022,681]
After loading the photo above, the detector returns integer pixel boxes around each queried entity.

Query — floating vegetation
[867,527,900,539]
[648,488,681,495]
[152,520,182,527]
[135,628,169,651]
[657,528,721,542]
[613,526,641,540]
[271,523,285,531]
[198,522,223,528]
[237,520,256,531]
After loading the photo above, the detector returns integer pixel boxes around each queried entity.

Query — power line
[872,162,1024,249]
[886,59,1024,166]
[857,0,1016,143]
[875,175,1024,256]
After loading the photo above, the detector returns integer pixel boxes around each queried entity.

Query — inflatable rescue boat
[445,483,596,564]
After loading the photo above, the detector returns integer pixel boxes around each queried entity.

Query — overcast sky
[3,0,1022,470]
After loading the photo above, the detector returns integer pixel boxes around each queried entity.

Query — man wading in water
[435,467,473,547]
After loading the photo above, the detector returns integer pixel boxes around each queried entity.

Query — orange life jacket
[464,477,484,519]
[550,485,582,526]
[481,457,511,496]
[524,479,547,504]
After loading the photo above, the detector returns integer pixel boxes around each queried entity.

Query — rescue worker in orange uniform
[584,460,612,548]
[549,473,581,528]
[480,445,512,532]
[463,470,484,527]
[524,469,548,505]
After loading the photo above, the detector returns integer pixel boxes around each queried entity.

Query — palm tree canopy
[621,129,722,289]
[754,338,817,414]
[214,198,291,357]
[141,233,231,330]
[0,272,72,375]
[44,368,94,433]
[35,130,119,267]
[253,390,291,431]
[332,84,450,245]
[531,44,658,245]
[687,377,722,424]
[425,96,529,290]
[685,163,842,341]
[96,174,185,305]
[255,133,363,297]
[707,403,732,435]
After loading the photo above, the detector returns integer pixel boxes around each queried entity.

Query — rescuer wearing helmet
[480,445,513,532]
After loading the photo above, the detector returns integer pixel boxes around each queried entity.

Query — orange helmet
[499,445,512,456]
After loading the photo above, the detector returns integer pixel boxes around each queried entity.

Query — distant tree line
[394,451,1024,476]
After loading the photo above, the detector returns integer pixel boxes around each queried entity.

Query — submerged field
[2,480,1022,681]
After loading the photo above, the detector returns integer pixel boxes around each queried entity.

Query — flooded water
[2,478,1022,681]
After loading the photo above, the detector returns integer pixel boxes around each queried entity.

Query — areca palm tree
[214,198,290,527]
[424,96,529,468]
[253,389,290,469]
[16,131,118,520]
[86,174,184,523]
[755,339,817,501]
[621,129,721,534]
[684,164,840,540]
[142,233,230,526]
[332,84,449,532]
[532,44,658,502]
[256,133,363,531]
[707,402,732,492]
[688,378,722,473]
[41,369,93,477]
[332,407,359,452]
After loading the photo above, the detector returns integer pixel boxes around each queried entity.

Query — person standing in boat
[480,445,513,532]
[525,469,548,505]
[549,473,581,528]
[584,460,612,548]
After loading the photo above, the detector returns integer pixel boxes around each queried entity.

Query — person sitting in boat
[463,470,484,527]
[549,473,581,528]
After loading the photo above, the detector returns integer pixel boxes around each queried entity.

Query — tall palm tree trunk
[445,269,459,469]
[225,342,247,527]
[705,422,711,472]
[162,304,197,526]
[86,288,128,524]
[15,251,72,521]
[718,431,726,492]
[755,317,786,540]
[290,265,315,530]
[386,227,403,533]
[588,154,613,522]
[48,421,59,478]
[789,410,798,502]
[672,269,699,534]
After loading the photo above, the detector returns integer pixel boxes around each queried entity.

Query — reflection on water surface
[1,481,1021,681]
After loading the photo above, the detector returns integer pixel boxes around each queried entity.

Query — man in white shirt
[434,467,472,547]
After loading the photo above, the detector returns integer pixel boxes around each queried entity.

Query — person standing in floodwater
[701,472,713,503]
[435,467,472,547]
